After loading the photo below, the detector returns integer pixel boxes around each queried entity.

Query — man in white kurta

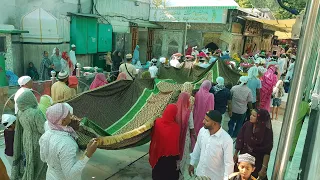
[14,76,33,114]
[69,44,77,74]
[189,110,234,180]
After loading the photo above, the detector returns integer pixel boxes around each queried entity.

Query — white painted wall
[1,0,92,29]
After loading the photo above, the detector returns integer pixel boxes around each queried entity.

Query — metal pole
[272,0,320,179]
[184,22,188,55]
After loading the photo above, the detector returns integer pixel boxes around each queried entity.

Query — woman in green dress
[11,90,47,180]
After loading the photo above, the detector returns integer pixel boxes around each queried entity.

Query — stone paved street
[0,94,309,180]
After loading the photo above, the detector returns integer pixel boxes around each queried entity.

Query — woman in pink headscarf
[39,103,98,180]
[260,65,278,112]
[175,92,196,178]
[90,73,108,90]
[193,80,214,135]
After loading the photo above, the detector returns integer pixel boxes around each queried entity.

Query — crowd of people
[0,42,308,180]
[149,72,276,180]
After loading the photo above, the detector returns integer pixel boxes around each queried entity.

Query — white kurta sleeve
[188,112,194,129]
[59,143,90,179]
[190,128,202,166]
[223,137,234,180]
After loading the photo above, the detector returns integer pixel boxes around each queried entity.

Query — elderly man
[14,76,33,114]
[228,76,253,138]
[189,110,234,180]
[51,47,62,74]
[51,71,76,102]
[69,44,77,75]
[119,54,137,80]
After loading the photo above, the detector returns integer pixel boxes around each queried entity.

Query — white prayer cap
[58,71,69,80]
[71,44,76,48]
[216,77,224,86]
[238,153,256,165]
[18,76,32,86]
[1,114,16,128]
[239,76,249,86]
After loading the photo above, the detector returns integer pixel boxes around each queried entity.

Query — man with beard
[51,71,76,102]
[189,110,234,180]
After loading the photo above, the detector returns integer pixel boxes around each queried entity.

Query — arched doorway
[205,42,219,53]
[168,40,179,57]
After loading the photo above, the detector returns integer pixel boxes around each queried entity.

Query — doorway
[138,28,148,64]
[205,42,219,52]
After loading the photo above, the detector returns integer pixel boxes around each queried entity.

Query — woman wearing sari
[61,52,74,75]
[39,51,54,81]
[176,92,196,179]
[149,104,180,180]
[12,90,47,180]
[193,80,214,135]
[90,73,108,90]
[234,109,273,180]
[181,82,195,111]
[259,65,278,112]
[26,62,39,81]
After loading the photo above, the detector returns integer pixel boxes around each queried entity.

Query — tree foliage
[235,0,306,19]
[235,0,253,8]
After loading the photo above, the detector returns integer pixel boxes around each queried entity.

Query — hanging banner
[149,7,228,23]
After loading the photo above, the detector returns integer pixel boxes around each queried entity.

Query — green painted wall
[98,24,113,53]
[70,16,98,54]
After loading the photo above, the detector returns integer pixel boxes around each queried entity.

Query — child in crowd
[272,80,285,120]
[229,153,257,180]
[1,114,16,166]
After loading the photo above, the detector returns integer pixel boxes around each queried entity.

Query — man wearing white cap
[51,71,76,102]
[14,76,33,114]
[69,44,77,75]
[119,54,137,80]
[228,76,253,138]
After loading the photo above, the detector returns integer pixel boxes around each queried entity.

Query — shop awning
[149,0,238,23]
[240,16,295,32]
[274,31,297,40]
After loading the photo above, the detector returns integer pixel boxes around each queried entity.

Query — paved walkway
[0,93,308,179]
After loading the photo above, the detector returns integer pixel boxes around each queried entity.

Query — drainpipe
[271,0,320,179]
[78,0,81,13]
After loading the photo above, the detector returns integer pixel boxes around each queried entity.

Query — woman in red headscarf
[149,104,180,180]
[61,52,74,75]
[175,92,196,179]
[90,73,108,90]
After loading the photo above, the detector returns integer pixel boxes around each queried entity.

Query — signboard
[243,21,263,36]
[149,7,228,23]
